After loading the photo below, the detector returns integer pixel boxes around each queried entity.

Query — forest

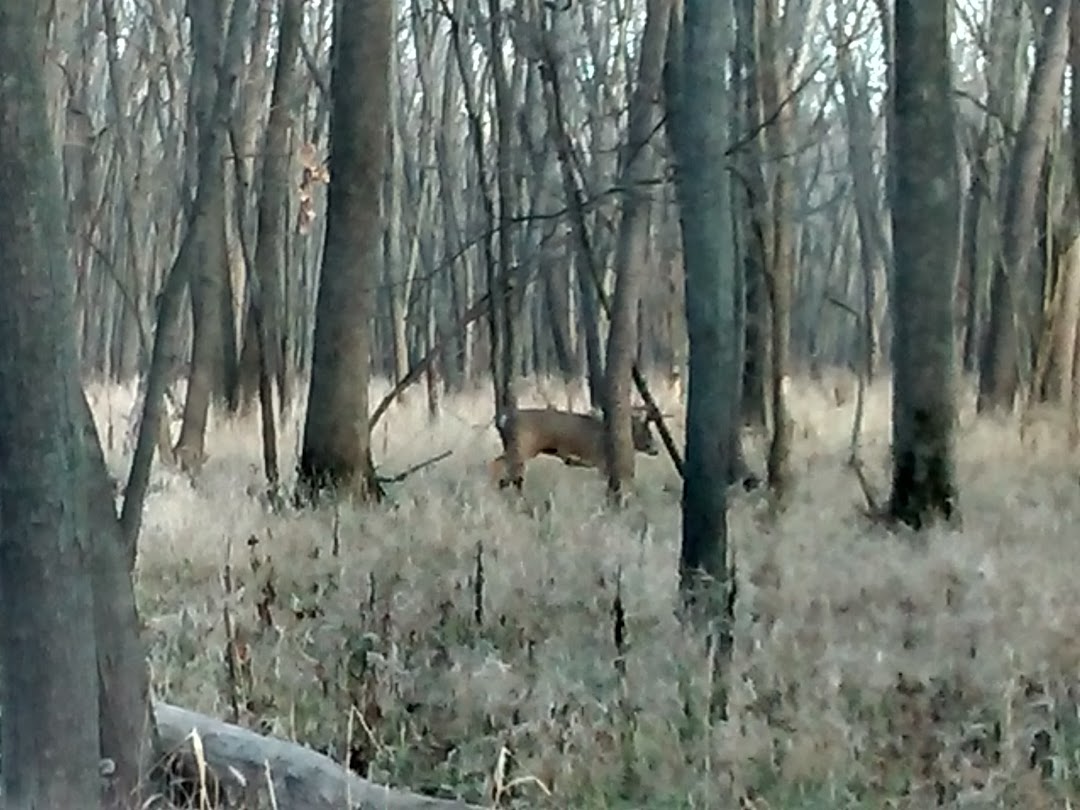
[0,0,1075,808]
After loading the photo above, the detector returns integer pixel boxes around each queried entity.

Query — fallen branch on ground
[153,701,485,810]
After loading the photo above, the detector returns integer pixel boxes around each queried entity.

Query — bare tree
[123,0,250,533]
[732,0,769,429]
[485,0,524,490]
[757,0,796,500]
[297,0,392,503]
[836,15,889,384]
[667,0,738,716]
[172,0,250,471]
[603,0,672,499]
[0,2,154,805]
[237,0,303,417]
[243,0,305,493]
[887,0,961,528]
[978,0,1071,413]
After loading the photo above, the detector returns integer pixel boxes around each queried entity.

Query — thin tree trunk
[484,0,522,486]
[603,0,672,499]
[757,0,796,500]
[733,0,769,428]
[978,0,1071,412]
[174,0,251,471]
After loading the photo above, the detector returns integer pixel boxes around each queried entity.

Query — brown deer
[487,407,660,486]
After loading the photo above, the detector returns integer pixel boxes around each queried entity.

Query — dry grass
[85,372,1080,809]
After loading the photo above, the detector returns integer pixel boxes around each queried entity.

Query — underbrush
[86,373,1080,808]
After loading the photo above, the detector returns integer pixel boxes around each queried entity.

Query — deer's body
[488,407,659,486]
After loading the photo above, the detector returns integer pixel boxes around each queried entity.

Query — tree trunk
[174,167,229,471]
[297,0,391,504]
[239,0,302,422]
[667,0,737,719]
[837,41,889,383]
[483,0,522,488]
[978,0,1071,412]
[958,121,991,373]
[732,0,769,428]
[384,35,412,397]
[888,0,961,528]
[78,391,159,808]
[0,6,103,803]
[758,0,796,500]
[603,0,671,499]
[535,11,605,408]
[173,0,250,471]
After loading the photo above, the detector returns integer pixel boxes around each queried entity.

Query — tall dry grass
[84,373,1080,808]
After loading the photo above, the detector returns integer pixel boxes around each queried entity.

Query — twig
[826,295,861,320]
[377,450,453,484]
[849,455,883,517]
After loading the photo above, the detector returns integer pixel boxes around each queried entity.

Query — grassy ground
[85,372,1080,809]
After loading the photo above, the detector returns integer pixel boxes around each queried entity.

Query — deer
[487,406,660,487]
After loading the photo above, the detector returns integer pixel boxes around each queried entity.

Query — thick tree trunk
[888,0,961,528]
[667,0,737,717]
[297,0,391,503]
[0,6,103,803]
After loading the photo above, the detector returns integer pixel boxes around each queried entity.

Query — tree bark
[297,0,391,503]
[484,0,523,488]
[154,701,482,810]
[667,0,737,702]
[173,0,250,472]
[0,4,102,803]
[758,0,796,500]
[79,391,159,808]
[237,1,302,414]
[603,0,671,499]
[837,40,889,383]
[978,0,1071,412]
[888,0,961,528]
[238,0,302,425]
[732,0,770,429]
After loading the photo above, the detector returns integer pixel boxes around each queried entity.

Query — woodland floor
[86,371,1080,809]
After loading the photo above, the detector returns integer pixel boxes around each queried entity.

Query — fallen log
[153,701,485,810]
